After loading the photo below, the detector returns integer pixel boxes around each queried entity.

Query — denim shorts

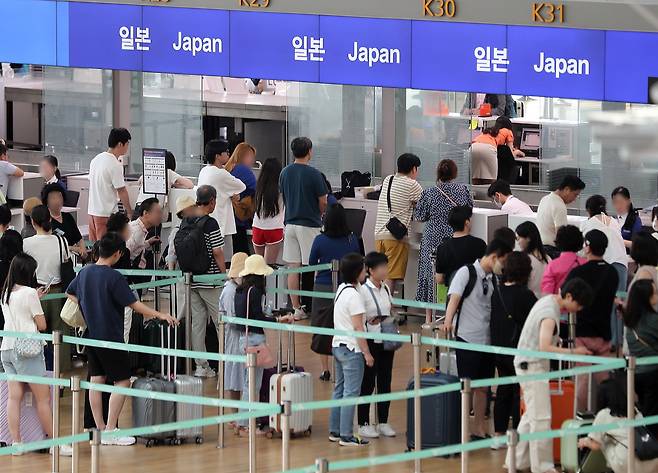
[1,349,46,377]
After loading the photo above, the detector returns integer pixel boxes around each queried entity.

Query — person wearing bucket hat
[219,252,249,415]
[165,196,198,271]
[234,254,293,434]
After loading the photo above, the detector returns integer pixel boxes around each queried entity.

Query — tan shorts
[375,239,409,280]
[282,224,321,265]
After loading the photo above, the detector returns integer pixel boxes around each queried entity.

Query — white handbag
[60,298,86,329]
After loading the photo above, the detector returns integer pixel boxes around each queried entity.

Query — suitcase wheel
[195,437,204,445]
[145,439,155,448]
[173,438,183,446]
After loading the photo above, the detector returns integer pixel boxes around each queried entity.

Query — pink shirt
[541,252,586,295]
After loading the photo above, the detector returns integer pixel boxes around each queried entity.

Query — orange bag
[478,103,492,117]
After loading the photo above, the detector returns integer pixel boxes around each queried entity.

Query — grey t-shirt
[0,161,18,198]
[515,295,560,371]
[448,260,492,345]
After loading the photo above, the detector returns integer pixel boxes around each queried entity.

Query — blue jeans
[611,263,628,348]
[329,345,365,438]
[238,333,266,427]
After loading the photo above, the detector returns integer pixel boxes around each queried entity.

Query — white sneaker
[358,424,380,439]
[194,366,217,378]
[377,423,396,437]
[51,445,73,457]
[490,435,507,450]
[11,442,23,456]
[101,429,136,446]
[293,307,308,321]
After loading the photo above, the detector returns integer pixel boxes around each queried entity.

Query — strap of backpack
[334,284,357,304]
[454,265,477,338]
[244,286,253,339]
[386,176,394,214]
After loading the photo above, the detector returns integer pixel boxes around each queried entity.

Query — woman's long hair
[515,221,549,263]
[2,252,38,304]
[623,279,655,329]
[225,142,256,173]
[255,158,282,219]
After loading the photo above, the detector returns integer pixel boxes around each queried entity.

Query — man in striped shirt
[189,185,226,378]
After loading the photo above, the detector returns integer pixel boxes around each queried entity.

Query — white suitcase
[268,327,313,436]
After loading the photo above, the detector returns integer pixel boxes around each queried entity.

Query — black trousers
[493,354,520,434]
[357,340,395,425]
[232,227,252,256]
[636,370,658,437]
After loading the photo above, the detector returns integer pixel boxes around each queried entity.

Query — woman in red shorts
[252,158,285,264]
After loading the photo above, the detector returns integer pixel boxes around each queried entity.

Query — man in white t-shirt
[88,128,133,241]
[487,179,533,216]
[197,139,246,259]
[536,175,585,250]
[0,139,25,200]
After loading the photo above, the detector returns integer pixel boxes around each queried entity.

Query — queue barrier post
[460,378,472,473]
[90,429,101,473]
[71,375,81,473]
[281,400,292,471]
[184,273,193,375]
[52,330,62,473]
[506,429,519,473]
[627,356,636,473]
[315,457,329,473]
[247,352,257,473]
[411,332,422,473]
[217,311,226,449]
[331,259,340,384]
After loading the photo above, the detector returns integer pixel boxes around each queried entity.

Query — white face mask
[493,195,503,209]
[653,217,658,232]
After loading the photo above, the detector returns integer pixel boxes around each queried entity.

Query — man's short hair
[557,175,586,191]
[584,229,608,257]
[493,227,516,251]
[397,153,421,174]
[487,179,512,198]
[204,139,230,164]
[139,197,160,216]
[0,141,7,157]
[447,206,473,232]
[485,238,513,257]
[196,185,217,205]
[291,137,313,159]
[107,212,129,234]
[108,128,131,148]
[561,277,594,307]
[98,232,126,259]
[0,204,11,227]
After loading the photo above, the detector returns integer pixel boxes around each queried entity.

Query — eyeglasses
[481,277,489,296]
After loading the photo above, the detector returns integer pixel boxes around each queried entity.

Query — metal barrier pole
[627,356,636,473]
[412,332,422,473]
[247,352,257,473]
[90,429,101,473]
[153,247,161,312]
[331,259,339,384]
[281,400,291,471]
[315,457,328,473]
[184,272,192,375]
[217,312,226,449]
[71,376,81,473]
[52,330,62,473]
[506,429,519,473]
[460,378,472,473]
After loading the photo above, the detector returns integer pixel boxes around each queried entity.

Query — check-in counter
[7,171,43,203]
[340,197,378,254]
[66,174,141,227]
[403,208,509,301]
[508,212,588,233]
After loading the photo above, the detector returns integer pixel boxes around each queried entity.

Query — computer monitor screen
[521,129,541,151]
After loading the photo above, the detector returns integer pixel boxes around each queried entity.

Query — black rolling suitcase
[406,372,460,450]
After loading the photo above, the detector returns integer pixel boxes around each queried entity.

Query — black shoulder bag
[384,176,408,240]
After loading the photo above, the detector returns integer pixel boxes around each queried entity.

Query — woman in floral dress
[414,159,473,321]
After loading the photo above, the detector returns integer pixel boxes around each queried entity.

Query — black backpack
[340,170,372,198]
[174,216,211,274]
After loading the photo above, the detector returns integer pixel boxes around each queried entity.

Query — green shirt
[627,310,658,374]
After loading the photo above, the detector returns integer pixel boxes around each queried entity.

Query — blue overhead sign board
[318,16,412,88]
[412,22,507,94]
[2,1,658,104]
[506,26,606,101]
[229,11,320,83]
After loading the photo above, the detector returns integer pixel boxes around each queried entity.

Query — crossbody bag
[384,176,408,240]
[365,284,402,351]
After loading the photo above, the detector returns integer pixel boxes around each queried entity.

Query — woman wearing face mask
[611,187,642,249]
[515,221,550,298]
[39,155,66,189]
[22,205,72,370]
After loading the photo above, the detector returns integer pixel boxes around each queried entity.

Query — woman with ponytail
[413,159,472,322]
[39,155,66,190]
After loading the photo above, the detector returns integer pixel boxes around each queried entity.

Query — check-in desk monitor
[521,128,541,153]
